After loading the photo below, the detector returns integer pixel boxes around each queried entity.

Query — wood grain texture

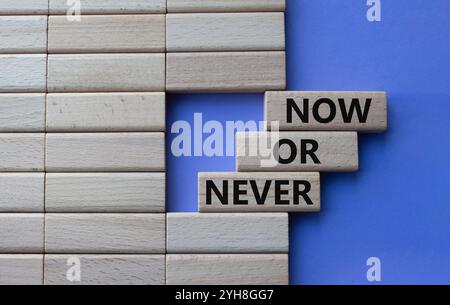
[265,91,388,132]
[49,0,166,14]
[0,255,43,285]
[166,254,288,285]
[166,52,285,92]
[0,173,44,212]
[48,15,165,53]
[199,172,320,212]
[46,173,165,212]
[166,13,284,52]
[45,214,166,254]
[45,133,165,172]
[0,94,45,132]
[0,16,47,53]
[167,213,288,253]
[0,55,46,93]
[0,0,48,15]
[46,93,165,132]
[167,0,285,13]
[0,134,44,172]
[236,132,359,172]
[47,54,165,92]
[0,214,44,253]
[45,255,165,285]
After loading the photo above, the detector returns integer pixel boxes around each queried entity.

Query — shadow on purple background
[167,0,450,284]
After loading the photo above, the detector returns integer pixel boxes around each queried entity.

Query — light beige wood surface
[0,255,43,285]
[0,173,44,212]
[48,15,165,53]
[0,16,47,53]
[0,214,44,253]
[49,0,166,14]
[166,254,288,285]
[0,0,48,15]
[0,55,47,93]
[166,52,285,92]
[0,94,45,132]
[167,0,286,13]
[0,134,44,172]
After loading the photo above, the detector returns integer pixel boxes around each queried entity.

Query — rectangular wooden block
[46,173,165,213]
[0,16,47,53]
[265,91,388,132]
[167,0,286,13]
[0,173,44,212]
[46,93,165,132]
[0,55,46,93]
[49,0,166,14]
[166,13,284,52]
[0,255,43,285]
[236,132,359,172]
[45,255,165,285]
[48,15,165,53]
[166,254,288,285]
[0,134,44,172]
[0,0,48,15]
[167,213,288,253]
[47,54,165,92]
[0,94,45,132]
[199,172,320,212]
[45,214,166,254]
[166,52,285,92]
[0,214,44,253]
[45,133,165,172]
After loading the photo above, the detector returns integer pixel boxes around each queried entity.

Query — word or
[274,139,320,164]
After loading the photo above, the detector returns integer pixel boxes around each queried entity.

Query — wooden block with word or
[0,94,45,132]
[48,15,165,53]
[166,13,285,52]
[265,91,388,132]
[0,255,43,285]
[45,133,165,172]
[45,255,165,285]
[166,254,288,285]
[236,131,359,172]
[199,172,320,212]
[46,173,165,213]
[0,134,44,172]
[0,0,48,15]
[45,214,165,254]
[47,54,165,92]
[0,16,47,53]
[0,214,44,253]
[167,0,286,13]
[49,0,166,14]
[46,93,165,132]
[166,52,285,92]
[167,213,288,253]
[0,173,44,212]
[0,55,46,93]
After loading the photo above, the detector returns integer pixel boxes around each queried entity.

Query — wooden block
[49,0,166,14]
[236,132,359,172]
[166,13,284,52]
[166,52,285,92]
[167,0,285,13]
[265,91,388,132]
[47,54,165,93]
[46,93,165,132]
[48,15,165,53]
[45,133,165,172]
[45,214,166,254]
[0,255,43,285]
[45,255,165,285]
[0,214,44,253]
[199,172,320,212]
[0,134,44,172]
[0,0,48,15]
[166,254,288,285]
[46,173,165,212]
[0,55,46,93]
[0,94,45,132]
[0,16,47,53]
[0,173,44,212]
[167,213,288,253]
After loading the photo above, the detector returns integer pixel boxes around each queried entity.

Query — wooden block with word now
[0,255,43,285]
[199,172,320,212]
[0,0,48,15]
[45,255,165,285]
[0,55,46,93]
[167,213,288,253]
[166,254,288,285]
[0,16,47,53]
[167,0,286,13]
[0,134,45,172]
[0,94,45,132]
[0,214,44,253]
[265,91,388,132]
[49,0,166,14]
[236,131,359,172]
[45,214,165,254]
[0,173,44,212]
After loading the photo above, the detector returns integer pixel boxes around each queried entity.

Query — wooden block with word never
[49,0,166,14]
[0,255,43,285]
[0,94,45,132]
[167,0,286,13]
[0,16,47,53]
[0,55,46,93]
[0,214,44,253]
[0,173,44,212]
[0,134,44,172]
